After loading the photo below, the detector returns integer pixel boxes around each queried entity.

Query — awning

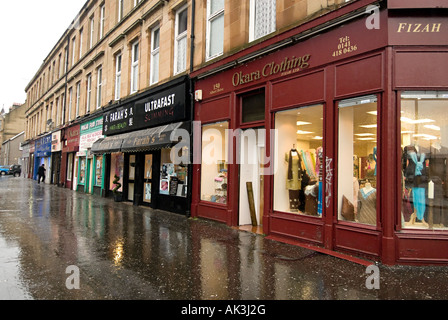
[91,135,124,154]
[91,122,189,154]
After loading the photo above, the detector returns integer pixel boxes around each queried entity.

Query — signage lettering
[332,36,358,57]
[397,23,442,33]
[103,83,186,135]
[144,94,176,112]
[232,54,311,87]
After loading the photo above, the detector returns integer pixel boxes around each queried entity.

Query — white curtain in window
[254,0,276,40]
[176,35,187,74]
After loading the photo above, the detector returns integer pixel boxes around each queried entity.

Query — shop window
[160,148,188,198]
[338,95,378,225]
[274,104,324,216]
[79,157,86,185]
[400,91,448,230]
[95,156,103,187]
[110,152,124,192]
[201,121,229,204]
[241,91,265,124]
[67,153,74,181]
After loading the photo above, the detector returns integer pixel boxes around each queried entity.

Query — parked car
[9,165,21,177]
[0,166,10,176]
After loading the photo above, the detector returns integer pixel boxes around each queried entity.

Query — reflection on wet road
[1,177,448,300]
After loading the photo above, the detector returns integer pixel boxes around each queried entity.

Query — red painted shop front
[191,4,448,265]
[60,124,80,190]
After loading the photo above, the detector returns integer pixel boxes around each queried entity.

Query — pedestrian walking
[37,164,46,184]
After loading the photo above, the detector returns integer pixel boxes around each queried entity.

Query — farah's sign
[103,83,186,135]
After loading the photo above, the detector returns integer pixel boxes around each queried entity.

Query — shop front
[51,130,62,185]
[21,141,31,179]
[191,4,448,265]
[60,124,80,190]
[77,116,104,195]
[92,76,191,215]
[34,134,52,183]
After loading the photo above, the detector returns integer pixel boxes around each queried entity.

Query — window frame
[118,0,124,22]
[130,41,139,94]
[115,53,122,100]
[336,94,380,227]
[89,16,95,49]
[206,0,224,61]
[249,0,277,42]
[174,4,188,75]
[86,73,92,113]
[100,4,105,40]
[75,81,81,118]
[68,87,73,122]
[150,26,160,85]
[96,66,103,109]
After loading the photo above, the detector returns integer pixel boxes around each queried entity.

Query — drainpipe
[187,0,196,218]
[63,35,70,127]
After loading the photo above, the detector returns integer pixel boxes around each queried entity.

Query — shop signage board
[63,124,80,153]
[35,134,52,158]
[79,117,104,155]
[103,83,187,136]
[51,131,62,152]
[389,15,448,45]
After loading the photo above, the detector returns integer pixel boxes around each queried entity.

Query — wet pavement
[0,176,448,301]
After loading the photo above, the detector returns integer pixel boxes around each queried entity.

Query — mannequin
[404,144,428,226]
[285,144,303,212]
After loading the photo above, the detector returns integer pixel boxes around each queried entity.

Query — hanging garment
[289,189,300,211]
[286,150,302,190]
[358,188,377,225]
[402,188,413,222]
[405,151,427,188]
[413,187,426,221]
[317,181,323,216]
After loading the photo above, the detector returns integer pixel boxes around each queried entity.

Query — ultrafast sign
[103,83,186,135]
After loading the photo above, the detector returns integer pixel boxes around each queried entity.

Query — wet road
[1,176,448,301]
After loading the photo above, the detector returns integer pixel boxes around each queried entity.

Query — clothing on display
[357,183,377,225]
[403,145,429,225]
[286,148,303,211]
[285,146,321,215]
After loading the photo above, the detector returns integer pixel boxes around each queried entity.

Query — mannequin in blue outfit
[403,144,428,226]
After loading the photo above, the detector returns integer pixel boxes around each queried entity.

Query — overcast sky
[0,0,87,112]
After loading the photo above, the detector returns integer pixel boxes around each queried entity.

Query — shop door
[51,152,61,185]
[238,128,265,227]
[127,154,137,202]
[142,154,154,205]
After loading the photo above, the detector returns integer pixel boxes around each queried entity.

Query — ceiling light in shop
[400,117,435,124]
[355,133,375,136]
[297,130,314,135]
[424,124,441,131]
[296,121,312,126]
[312,136,323,140]
[357,137,375,140]
[413,134,438,140]
[360,124,377,128]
